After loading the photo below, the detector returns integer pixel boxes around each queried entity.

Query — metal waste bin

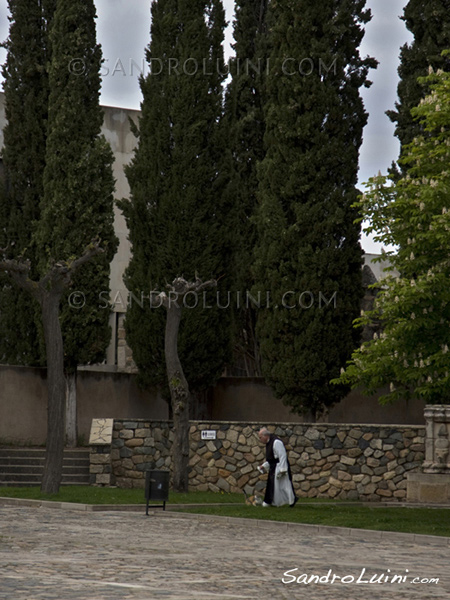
[145,470,169,515]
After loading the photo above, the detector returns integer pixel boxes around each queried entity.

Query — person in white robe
[257,427,297,507]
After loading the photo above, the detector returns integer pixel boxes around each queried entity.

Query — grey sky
[0,0,412,252]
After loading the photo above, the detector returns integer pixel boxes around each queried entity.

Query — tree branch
[151,276,217,310]
[40,238,104,291]
[0,238,105,298]
[168,275,217,296]
[0,256,39,297]
[68,238,105,272]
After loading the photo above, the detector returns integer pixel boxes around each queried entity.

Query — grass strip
[1,487,449,537]
[0,486,243,505]
[174,503,450,537]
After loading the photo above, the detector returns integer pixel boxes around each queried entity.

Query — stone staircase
[0,448,91,487]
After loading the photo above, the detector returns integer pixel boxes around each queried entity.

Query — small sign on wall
[201,430,217,440]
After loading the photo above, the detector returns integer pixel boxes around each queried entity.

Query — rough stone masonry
[90,420,425,502]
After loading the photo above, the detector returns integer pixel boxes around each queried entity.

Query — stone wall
[98,420,426,502]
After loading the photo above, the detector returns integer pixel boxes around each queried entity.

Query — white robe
[262,439,296,507]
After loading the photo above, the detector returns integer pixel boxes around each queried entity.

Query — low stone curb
[1,496,449,548]
[153,509,450,548]
[0,497,241,512]
[0,497,144,512]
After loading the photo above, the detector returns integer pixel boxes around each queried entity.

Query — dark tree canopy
[222,0,269,376]
[0,0,55,364]
[386,0,450,165]
[119,0,233,403]
[37,0,118,372]
[0,0,117,491]
[0,0,117,371]
[253,0,376,418]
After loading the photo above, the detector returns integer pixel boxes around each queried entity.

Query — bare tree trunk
[0,240,104,494]
[40,291,65,494]
[65,370,77,448]
[165,301,190,492]
[158,276,216,493]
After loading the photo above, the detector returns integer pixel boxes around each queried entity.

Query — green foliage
[222,0,269,375]
[386,0,450,165]
[253,0,375,417]
[336,63,450,404]
[224,0,269,271]
[120,0,233,395]
[37,0,117,370]
[0,0,52,364]
[0,0,117,370]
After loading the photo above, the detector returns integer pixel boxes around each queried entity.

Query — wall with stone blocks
[98,420,426,501]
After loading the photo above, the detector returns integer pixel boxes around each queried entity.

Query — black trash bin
[145,470,169,515]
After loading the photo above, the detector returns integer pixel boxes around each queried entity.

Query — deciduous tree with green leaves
[336,62,450,404]
[253,0,376,419]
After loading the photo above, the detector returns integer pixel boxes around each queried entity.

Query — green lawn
[0,486,449,537]
[0,486,243,505]
[176,503,450,537]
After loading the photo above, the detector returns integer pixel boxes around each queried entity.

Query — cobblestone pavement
[0,506,449,600]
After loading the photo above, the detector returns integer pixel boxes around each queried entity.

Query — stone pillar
[89,418,115,486]
[423,405,450,474]
[407,405,450,503]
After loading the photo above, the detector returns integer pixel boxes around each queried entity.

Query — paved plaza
[0,503,449,600]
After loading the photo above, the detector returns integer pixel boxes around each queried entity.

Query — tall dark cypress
[223,0,269,376]
[1,0,116,382]
[0,0,117,488]
[386,0,450,165]
[34,0,117,444]
[0,0,55,365]
[119,0,231,411]
[254,0,376,419]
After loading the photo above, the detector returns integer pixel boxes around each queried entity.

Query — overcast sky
[0,0,412,252]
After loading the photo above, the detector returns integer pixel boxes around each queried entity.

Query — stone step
[0,448,91,487]
[0,456,90,467]
[0,464,90,475]
[0,448,90,459]
[0,472,91,483]
[0,481,88,487]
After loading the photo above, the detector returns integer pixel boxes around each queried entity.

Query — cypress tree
[0,0,117,488]
[119,0,231,418]
[386,0,450,165]
[223,0,269,376]
[0,0,55,365]
[35,0,118,445]
[254,0,376,419]
[1,0,115,379]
